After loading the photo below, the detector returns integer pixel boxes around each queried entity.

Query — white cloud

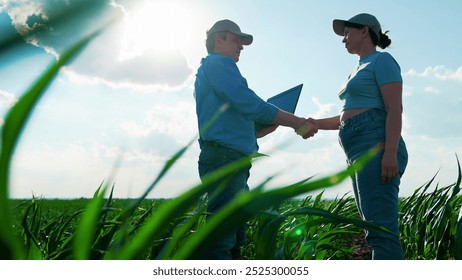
[2,0,118,56]
[10,142,113,198]
[401,113,411,137]
[0,89,17,108]
[405,65,462,81]
[311,96,341,118]
[99,100,200,165]
[0,89,18,125]
[403,134,462,192]
[9,132,202,198]
[2,0,197,91]
[1,0,43,37]
[403,84,413,97]
[144,102,197,142]
[119,120,151,138]
[65,46,195,91]
[117,101,197,143]
[423,86,440,95]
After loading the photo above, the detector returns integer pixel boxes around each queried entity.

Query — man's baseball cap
[333,13,381,39]
[207,19,253,45]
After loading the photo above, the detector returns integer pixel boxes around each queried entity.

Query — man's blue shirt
[194,53,279,155]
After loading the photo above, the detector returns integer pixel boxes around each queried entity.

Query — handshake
[256,113,320,139]
[296,117,319,139]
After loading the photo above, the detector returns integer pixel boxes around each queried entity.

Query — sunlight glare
[122,1,193,58]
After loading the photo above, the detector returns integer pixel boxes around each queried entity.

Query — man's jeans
[198,140,251,260]
[339,109,408,260]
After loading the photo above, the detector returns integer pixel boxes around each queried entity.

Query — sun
[121,1,194,57]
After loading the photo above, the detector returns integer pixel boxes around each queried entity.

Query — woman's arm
[311,115,341,130]
[380,82,403,183]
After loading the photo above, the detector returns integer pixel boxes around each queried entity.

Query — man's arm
[272,110,317,138]
[256,124,278,138]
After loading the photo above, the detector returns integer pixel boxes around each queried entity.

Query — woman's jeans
[339,109,408,260]
[198,140,251,260]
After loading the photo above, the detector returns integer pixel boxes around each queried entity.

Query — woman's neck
[358,44,377,60]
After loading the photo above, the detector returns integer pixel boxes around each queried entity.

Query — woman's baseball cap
[333,13,381,39]
[207,19,253,45]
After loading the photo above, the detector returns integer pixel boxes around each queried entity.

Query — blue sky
[1,0,461,199]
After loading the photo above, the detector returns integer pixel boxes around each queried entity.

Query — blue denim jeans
[339,109,408,260]
[198,140,251,260]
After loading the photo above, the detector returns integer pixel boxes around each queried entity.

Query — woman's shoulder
[376,51,398,61]
[375,51,400,67]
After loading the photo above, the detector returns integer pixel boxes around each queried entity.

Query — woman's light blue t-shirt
[338,51,402,111]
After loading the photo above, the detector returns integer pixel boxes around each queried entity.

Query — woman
[311,13,408,259]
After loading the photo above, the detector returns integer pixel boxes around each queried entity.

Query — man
[194,19,315,259]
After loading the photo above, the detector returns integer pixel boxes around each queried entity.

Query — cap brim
[241,35,253,45]
[333,19,347,36]
[233,32,253,45]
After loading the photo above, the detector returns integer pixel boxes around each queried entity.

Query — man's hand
[297,118,319,139]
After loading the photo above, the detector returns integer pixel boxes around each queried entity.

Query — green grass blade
[456,207,462,260]
[0,29,101,260]
[450,154,461,200]
[21,199,44,260]
[453,154,462,259]
[253,210,286,259]
[73,186,107,260]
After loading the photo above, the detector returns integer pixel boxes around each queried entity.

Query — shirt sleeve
[204,55,278,124]
[375,52,403,87]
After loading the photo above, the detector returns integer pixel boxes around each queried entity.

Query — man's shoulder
[205,53,235,65]
[202,54,239,77]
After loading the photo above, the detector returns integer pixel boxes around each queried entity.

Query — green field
[7,178,462,260]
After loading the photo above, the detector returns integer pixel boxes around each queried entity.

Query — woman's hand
[381,151,399,183]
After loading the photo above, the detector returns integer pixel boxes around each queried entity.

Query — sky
[0,0,461,200]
